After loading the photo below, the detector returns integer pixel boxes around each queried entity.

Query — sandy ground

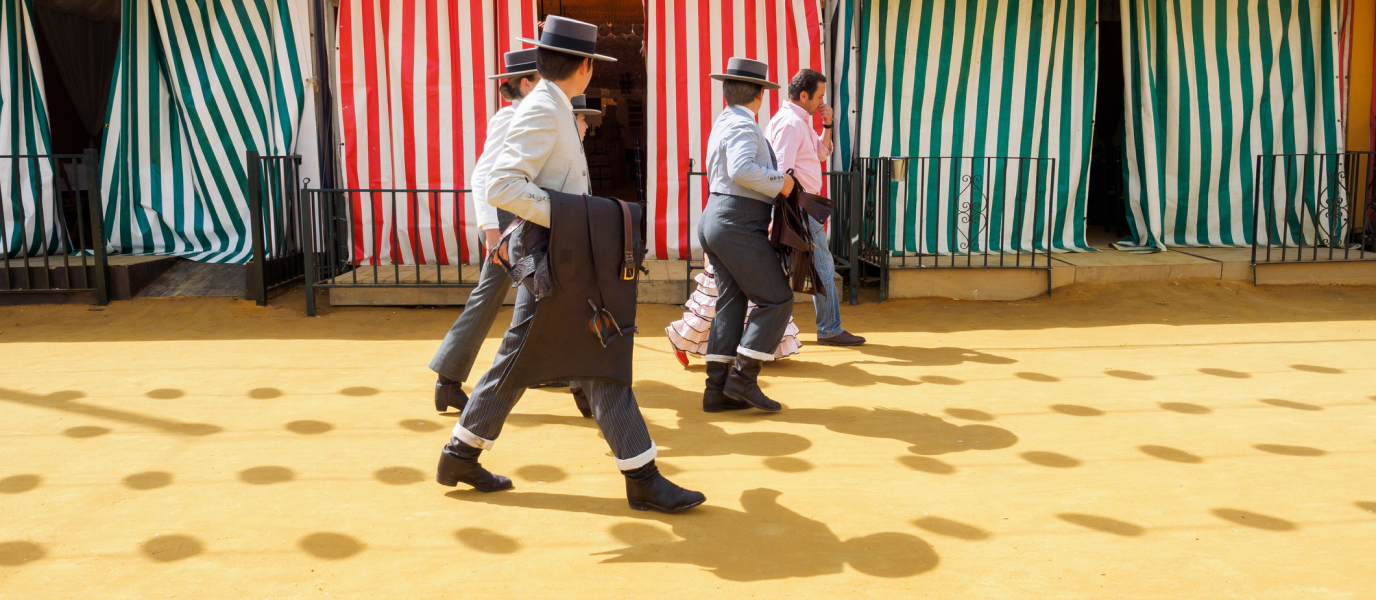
[2,280,1375,599]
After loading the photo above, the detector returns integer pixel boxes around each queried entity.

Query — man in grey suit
[429,49,541,413]
[698,58,798,414]
[435,16,705,515]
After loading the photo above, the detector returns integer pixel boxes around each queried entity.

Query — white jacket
[485,79,589,228]
[470,100,519,231]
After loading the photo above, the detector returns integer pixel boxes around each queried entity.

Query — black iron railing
[826,168,860,304]
[1,150,108,304]
[246,151,305,306]
[856,156,1057,300]
[299,188,481,316]
[1251,151,1376,264]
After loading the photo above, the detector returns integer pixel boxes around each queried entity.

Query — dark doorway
[29,2,119,156]
[538,0,649,204]
[1085,8,1129,246]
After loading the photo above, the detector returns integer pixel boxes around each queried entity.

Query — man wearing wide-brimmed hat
[698,57,798,414]
[429,49,542,414]
[435,15,705,515]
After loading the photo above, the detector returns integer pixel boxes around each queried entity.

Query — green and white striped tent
[1,0,58,259]
[101,0,320,263]
[827,0,1349,254]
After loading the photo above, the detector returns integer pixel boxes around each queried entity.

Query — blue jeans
[809,216,843,338]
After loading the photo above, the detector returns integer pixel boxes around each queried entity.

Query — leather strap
[617,199,635,280]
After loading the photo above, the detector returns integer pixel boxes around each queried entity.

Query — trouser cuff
[451,423,494,450]
[703,354,737,364]
[736,345,776,362]
[614,441,657,470]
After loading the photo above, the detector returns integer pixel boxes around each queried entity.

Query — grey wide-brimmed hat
[571,95,602,115]
[709,57,780,90]
[487,49,539,80]
[520,15,616,62]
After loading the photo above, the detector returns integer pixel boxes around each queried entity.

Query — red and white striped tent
[334,0,823,264]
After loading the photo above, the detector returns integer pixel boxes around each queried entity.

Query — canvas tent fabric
[844,0,1099,255]
[1118,0,1348,251]
[334,0,535,266]
[644,0,823,261]
[101,0,319,264]
[1,0,58,259]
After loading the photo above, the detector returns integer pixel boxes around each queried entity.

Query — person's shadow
[632,381,1017,456]
[450,487,938,581]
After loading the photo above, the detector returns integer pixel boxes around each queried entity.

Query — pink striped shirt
[764,101,831,195]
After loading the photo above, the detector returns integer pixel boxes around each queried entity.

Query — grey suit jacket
[705,105,787,204]
[486,80,590,227]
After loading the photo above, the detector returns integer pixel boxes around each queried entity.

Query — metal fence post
[83,149,109,306]
[301,189,317,317]
[247,150,266,306]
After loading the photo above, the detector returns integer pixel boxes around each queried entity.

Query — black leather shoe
[435,377,468,412]
[723,354,782,411]
[623,461,705,514]
[436,441,512,492]
[572,386,593,419]
[703,361,750,413]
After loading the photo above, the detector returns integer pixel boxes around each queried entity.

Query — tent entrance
[28,1,118,156]
[1085,9,1129,245]
[538,0,649,202]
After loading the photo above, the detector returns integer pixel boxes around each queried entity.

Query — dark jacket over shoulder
[503,190,645,389]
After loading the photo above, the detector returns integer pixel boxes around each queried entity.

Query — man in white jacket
[436,16,704,514]
[428,49,541,413]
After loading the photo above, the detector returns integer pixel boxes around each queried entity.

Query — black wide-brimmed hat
[520,15,616,62]
[488,49,539,80]
[571,95,602,115]
[709,57,780,90]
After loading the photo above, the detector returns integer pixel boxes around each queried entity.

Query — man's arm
[723,125,786,199]
[486,107,557,227]
[471,110,513,234]
[815,103,834,160]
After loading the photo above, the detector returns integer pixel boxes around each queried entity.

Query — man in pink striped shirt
[764,69,865,347]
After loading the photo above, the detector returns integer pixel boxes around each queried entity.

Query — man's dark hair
[724,80,764,106]
[787,68,826,101]
[497,74,538,102]
[536,48,589,82]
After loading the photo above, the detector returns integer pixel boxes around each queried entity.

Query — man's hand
[818,103,834,126]
[484,228,501,251]
[780,174,796,197]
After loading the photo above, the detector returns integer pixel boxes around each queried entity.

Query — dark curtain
[31,1,119,138]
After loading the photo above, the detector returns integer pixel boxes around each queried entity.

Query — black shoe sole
[436,473,513,492]
[723,390,782,412]
[628,497,706,514]
[702,403,752,413]
[817,338,865,346]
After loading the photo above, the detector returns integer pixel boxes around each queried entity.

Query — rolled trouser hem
[816,328,845,340]
[736,345,776,362]
[451,423,495,450]
[703,354,737,364]
[615,442,657,470]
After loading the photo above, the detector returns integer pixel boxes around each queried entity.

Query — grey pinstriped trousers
[449,283,656,470]
[699,193,794,362]
[429,211,514,383]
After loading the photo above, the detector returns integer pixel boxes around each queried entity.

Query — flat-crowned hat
[488,49,539,80]
[520,15,616,62]
[709,57,780,90]
[571,95,602,115]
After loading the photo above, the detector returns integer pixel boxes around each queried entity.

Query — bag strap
[617,199,635,280]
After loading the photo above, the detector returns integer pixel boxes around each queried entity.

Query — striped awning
[101,0,319,264]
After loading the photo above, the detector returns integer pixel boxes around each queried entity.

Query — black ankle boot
[572,386,593,419]
[622,460,705,514]
[723,354,782,411]
[435,376,468,412]
[436,439,512,492]
[703,361,750,413]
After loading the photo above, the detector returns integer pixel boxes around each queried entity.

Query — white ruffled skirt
[664,258,801,360]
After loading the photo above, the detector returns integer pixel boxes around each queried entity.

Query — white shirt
[763,101,831,194]
[471,99,520,231]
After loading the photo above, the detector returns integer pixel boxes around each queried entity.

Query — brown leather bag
[769,171,828,297]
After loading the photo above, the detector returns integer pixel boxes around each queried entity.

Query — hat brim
[486,68,539,80]
[573,108,602,115]
[518,37,617,62]
[709,73,781,90]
